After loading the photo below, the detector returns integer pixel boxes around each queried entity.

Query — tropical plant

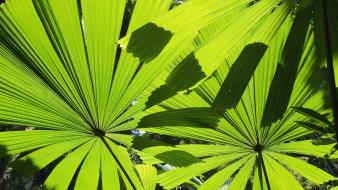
[0,0,301,189]
[1,0,337,189]
[135,0,338,189]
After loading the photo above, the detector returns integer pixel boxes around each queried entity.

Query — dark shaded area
[127,22,173,62]
[132,136,172,151]
[0,142,39,190]
[93,128,106,137]
[0,145,9,181]
[146,53,205,107]
[254,144,264,152]
[0,0,4,4]
[213,43,268,113]
[120,0,136,38]
[261,1,312,127]
[293,107,332,125]
[296,121,332,134]
[321,0,338,146]
[139,107,221,128]
[154,150,202,168]
[145,85,176,108]
[10,159,40,177]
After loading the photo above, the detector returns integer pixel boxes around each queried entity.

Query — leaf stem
[259,151,271,190]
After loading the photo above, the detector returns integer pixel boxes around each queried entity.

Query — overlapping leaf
[138,0,338,189]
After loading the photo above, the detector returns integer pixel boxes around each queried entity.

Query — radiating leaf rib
[138,144,246,165]
[113,0,254,123]
[268,152,335,185]
[141,125,248,147]
[190,0,284,90]
[139,107,221,128]
[268,140,338,159]
[106,133,133,147]
[261,0,313,127]
[0,0,93,123]
[252,164,268,190]
[153,150,202,168]
[193,0,293,110]
[100,140,120,190]
[313,0,338,87]
[0,0,335,189]
[156,153,248,189]
[0,44,90,132]
[263,153,303,190]
[104,137,144,190]
[74,140,101,190]
[33,0,97,125]
[213,43,268,112]
[227,155,256,190]
[176,144,247,158]
[293,107,332,125]
[142,0,286,109]
[44,138,96,190]
[0,130,90,156]
[106,0,255,128]
[135,164,157,190]
[139,108,253,147]
[11,137,90,176]
[199,154,254,190]
[80,0,126,127]
[262,32,324,146]
[313,0,338,144]
[296,121,329,134]
[107,119,139,133]
[103,0,172,129]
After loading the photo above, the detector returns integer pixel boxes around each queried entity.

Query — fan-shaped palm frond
[137,0,338,189]
[0,0,275,188]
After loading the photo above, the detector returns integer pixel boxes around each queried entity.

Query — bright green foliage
[137,0,338,189]
[0,0,300,189]
[0,0,173,188]
[0,0,260,188]
[0,0,337,189]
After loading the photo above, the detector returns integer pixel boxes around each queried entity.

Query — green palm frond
[137,0,338,189]
[0,0,274,189]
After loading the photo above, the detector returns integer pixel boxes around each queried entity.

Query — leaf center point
[93,128,106,137]
[254,144,264,152]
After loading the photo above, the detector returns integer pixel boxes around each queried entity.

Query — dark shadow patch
[213,43,268,113]
[9,158,41,178]
[260,1,311,127]
[139,107,221,129]
[0,140,40,190]
[127,22,173,62]
[312,138,337,145]
[132,136,173,151]
[146,53,205,108]
[295,121,331,134]
[0,145,9,179]
[145,85,176,108]
[293,107,332,125]
[154,150,202,167]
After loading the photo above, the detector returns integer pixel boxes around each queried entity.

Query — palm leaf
[1,0,292,188]
[138,0,338,189]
